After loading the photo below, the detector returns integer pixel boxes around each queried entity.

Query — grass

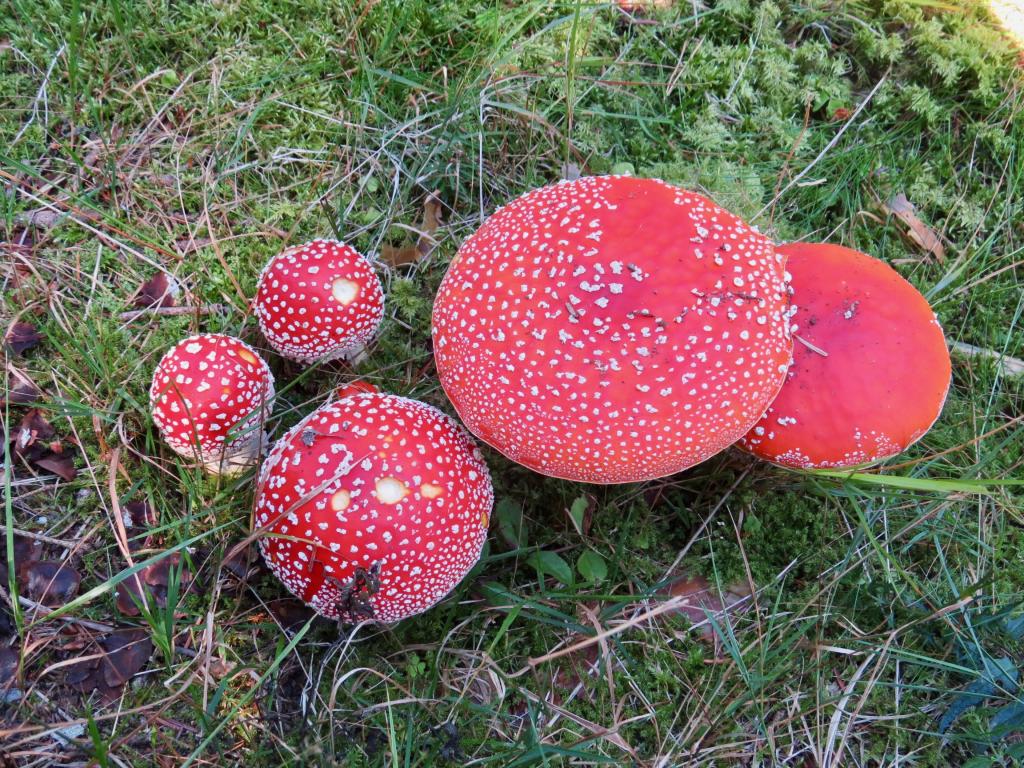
[1,0,1023,765]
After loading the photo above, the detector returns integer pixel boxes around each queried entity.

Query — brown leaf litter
[380,192,444,266]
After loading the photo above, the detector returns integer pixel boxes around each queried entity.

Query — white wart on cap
[149,333,274,474]
[255,392,493,623]
[431,175,792,484]
[254,239,385,364]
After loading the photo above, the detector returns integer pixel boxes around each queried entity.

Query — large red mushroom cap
[739,242,951,469]
[149,333,275,474]
[431,175,792,484]
[255,392,493,623]
[254,239,385,364]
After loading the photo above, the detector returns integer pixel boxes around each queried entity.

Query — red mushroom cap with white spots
[255,239,385,364]
[431,175,792,484]
[739,242,951,468]
[149,333,275,473]
[255,392,493,623]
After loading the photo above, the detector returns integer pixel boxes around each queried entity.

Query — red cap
[255,392,493,623]
[255,239,385,364]
[431,176,792,483]
[149,333,274,473]
[739,242,951,468]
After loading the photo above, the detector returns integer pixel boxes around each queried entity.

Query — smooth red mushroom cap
[149,333,274,465]
[431,175,792,483]
[255,393,493,623]
[255,239,385,364]
[739,242,951,468]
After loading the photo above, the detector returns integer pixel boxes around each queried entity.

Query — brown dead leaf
[1,370,42,406]
[173,236,213,256]
[12,533,43,567]
[14,408,55,449]
[0,599,14,640]
[10,408,78,481]
[13,209,62,230]
[65,627,153,704]
[18,560,81,607]
[132,272,178,309]
[33,449,78,482]
[115,552,192,617]
[881,194,946,262]
[123,501,159,553]
[0,227,35,260]
[380,192,444,266]
[5,322,42,355]
[221,543,258,582]
[266,598,315,630]
[0,646,17,689]
[659,575,750,640]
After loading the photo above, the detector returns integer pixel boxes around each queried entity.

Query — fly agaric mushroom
[254,239,385,364]
[739,242,951,468]
[254,392,492,623]
[149,333,275,473]
[431,175,792,483]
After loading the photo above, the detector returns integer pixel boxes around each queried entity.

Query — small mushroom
[255,392,493,623]
[254,239,385,364]
[149,333,274,474]
[739,242,951,468]
[431,175,792,483]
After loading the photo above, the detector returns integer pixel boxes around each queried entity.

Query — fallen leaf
[10,409,78,481]
[5,322,42,355]
[266,598,315,630]
[65,627,153,704]
[0,227,35,259]
[658,574,751,640]
[560,162,582,181]
[1,373,42,406]
[380,192,444,266]
[12,534,43,567]
[115,552,192,617]
[173,236,212,255]
[123,501,158,553]
[33,450,78,482]
[881,194,946,262]
[221,543,258,582]
[0,601,13,640]
[18,560,81,607]
[13,208,63,230]
[0,646,16,689]
[14,408,54,450]
[132,272,178,309]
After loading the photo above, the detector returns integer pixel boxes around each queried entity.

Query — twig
[0,526,77,549]
[794,333,829,357]
[950,341,1024,378]
[118,304,228,321]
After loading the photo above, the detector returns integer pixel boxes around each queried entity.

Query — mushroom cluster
[148,239,493,625]
[431,175,951,478]
[146,173,952,626]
